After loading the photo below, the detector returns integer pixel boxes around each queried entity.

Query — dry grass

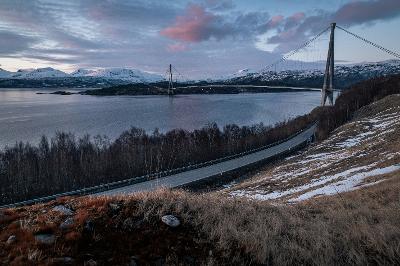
[1,176,400,265]
[224,94,400,203]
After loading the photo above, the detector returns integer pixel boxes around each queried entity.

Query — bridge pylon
[168,64,174,96]
[321,22,336,106]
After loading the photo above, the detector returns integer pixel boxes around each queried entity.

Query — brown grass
[1,173,400,265]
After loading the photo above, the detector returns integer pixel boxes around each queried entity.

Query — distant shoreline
[80,85,319,96]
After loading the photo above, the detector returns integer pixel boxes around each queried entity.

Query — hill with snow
[0,60,399,89]
[226,59,400,88]
[71,68,164,83]
[11,67,70,79]
[0,67,165,88]
[225,94,400,203]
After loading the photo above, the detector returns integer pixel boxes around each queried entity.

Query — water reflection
[0,88,321,147]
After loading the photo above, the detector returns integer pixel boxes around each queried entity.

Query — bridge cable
[336,25,400,59]
[263,25,331,72]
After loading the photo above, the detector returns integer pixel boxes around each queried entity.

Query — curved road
[97,124,317,196]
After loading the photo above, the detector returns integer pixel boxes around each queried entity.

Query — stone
[35,234,56,245]
[84,259,97,266]
[6,235,16,245]
[52,257,74,264]
[108,202,121,211]
[161,215,180,228]
[60,217,74,230]
[52,205,74,216]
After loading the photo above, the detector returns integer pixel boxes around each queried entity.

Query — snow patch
[290,165,400,202]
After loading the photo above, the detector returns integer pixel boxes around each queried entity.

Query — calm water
[0,88,321,148]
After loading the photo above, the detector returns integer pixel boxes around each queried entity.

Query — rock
[52,257,74,264]
[161,215,180,228]
[60,217,74,230]
[52,205,74,216]
[108,202,121,212]
[84,259,97,266]
[35,234,56,245]
[6,235,16,245]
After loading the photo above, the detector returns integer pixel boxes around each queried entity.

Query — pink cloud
[160,4,215,42]
[268,15,284,28]
[290,12,305,22]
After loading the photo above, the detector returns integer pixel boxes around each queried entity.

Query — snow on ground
[225,95,400,203]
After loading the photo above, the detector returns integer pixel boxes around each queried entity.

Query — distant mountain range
[0,67,164,88]
[0,60,399,89]
[224,60,400,89]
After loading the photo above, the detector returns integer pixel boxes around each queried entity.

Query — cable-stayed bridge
[166,23,400,106]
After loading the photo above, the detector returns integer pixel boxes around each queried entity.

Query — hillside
[1,95,400,265]
[225,94,400,202]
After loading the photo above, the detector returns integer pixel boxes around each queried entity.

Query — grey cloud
[266,0,400,53]
[0,31,38,54]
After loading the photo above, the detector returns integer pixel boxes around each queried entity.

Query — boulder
[161,215,180,228]
[60,217,74,230]
[52,257,74,264]
[6,235,16,245]
[52,205,74,216]
[35,234,56,245]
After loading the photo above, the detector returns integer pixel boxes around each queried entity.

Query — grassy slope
[1,96,400,265]
[225,94,400,203]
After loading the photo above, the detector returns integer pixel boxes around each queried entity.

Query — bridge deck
[97,124,317,196]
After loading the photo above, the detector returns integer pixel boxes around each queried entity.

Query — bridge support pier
[168,64,174,96]
[321,23,336,106]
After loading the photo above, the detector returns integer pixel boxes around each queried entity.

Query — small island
[37,90,75,95]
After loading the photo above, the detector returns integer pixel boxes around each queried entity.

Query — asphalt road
[96,124,317,196]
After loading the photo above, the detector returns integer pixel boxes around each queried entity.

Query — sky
[0,0,399,78]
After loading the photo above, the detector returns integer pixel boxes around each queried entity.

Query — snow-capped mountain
[71,68,164,83]
[70,68,96,77]
[11,67,70,79]
[0,67,164,83]
[0,68,13,78]
[227,60,400,88]
[0,60,398,89]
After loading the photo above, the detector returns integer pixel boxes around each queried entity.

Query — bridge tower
[321,22,336,106]
[168,64,174,96]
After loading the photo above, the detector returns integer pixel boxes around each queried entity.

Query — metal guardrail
[0,122,317,209]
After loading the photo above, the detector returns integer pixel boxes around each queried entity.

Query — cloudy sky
[0,0,399,78]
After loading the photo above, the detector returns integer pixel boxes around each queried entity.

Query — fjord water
[0,88,320,148]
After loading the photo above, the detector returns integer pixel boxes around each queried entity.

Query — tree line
[1,74,399,204]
